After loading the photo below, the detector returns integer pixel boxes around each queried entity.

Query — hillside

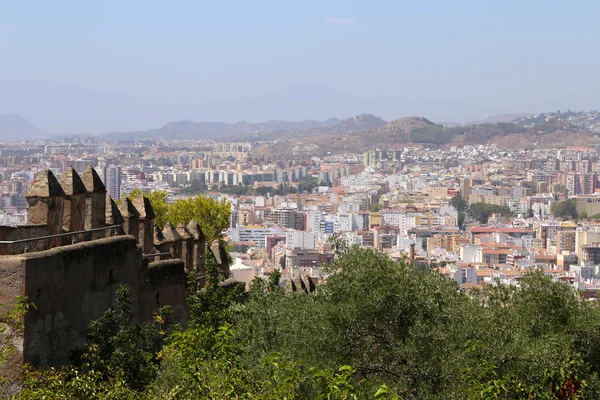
[318,113,387,134]
[272,113,387,140]
[357,116,442,145]
[104,114,385,142]
[0,114,46,142]
[252,113,600,158]
[105,118,344,141]
[252,116,447,158]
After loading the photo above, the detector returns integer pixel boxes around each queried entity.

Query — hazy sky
[1,1,599,123]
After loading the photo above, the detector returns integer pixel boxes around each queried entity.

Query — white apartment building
[227,226,283,247]
[286,231,316,250]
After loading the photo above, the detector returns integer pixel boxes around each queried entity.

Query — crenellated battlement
[0,168,219,372]
[1,168,207,274]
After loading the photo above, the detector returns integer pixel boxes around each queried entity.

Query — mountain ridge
[0,114,46,142]
[4,80,581,133]
[103,114,390,141]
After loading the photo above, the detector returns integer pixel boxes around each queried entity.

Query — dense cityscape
[4,133,600,296]
[4,1,600,397]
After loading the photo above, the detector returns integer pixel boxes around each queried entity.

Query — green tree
[16,248,600,399]
[551,199,579,220]
[0,297,35,387]
[256,186,273,196]
[469,202,512,224]
[181,179,206,195]
[457,211,466,228]
[83,286,174,390]
[298,176,319,193]
[219,185,251,196]
[187,252,244,330]
[167,195,231,243]
[18,287,174,398]
[123,189,170,229]
[450,195,468,212]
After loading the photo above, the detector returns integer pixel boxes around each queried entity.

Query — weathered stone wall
[139,259,188,324]
[0,235,187,369]
[0,225,50,255]
[0,255,26,383]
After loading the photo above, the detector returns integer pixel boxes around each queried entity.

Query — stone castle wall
[0,167,228,374]
[0,236,187,368]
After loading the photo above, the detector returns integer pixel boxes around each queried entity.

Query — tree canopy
[450,195,468,212]
[551,199,579,220]
[124,189,230,242]
[14,247,600,399]
[469,202,512,224]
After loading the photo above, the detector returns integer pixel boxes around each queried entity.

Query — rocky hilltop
[252,111,600,158]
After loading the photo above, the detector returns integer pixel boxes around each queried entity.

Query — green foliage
[410,125,447,145]
[123,189,230,241]
[18,287,174,398]
[180,179,206,195]
[83,286,176,390]
[551,199,579,220]
[17,249,600,399]
[123,189,170,229]
[401,121,529,146]
[469,202,512,224]
[275,182,290,195]
[234,250,600,398]
[457,212,466,228]
[328,234,351,257]
[218,185,251,196]
[256,186,274,196]
[151,325,386,399]
[450,195,468,212]
[187,252,245,330]
[268,269,282,292]
[298,176,319,193]
[167,195,231,243]
[0,296,35,387]
[19,367,141,400]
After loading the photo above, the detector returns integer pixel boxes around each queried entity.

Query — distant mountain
[105,118,345,141]
[251,114,600,158]
[104,113,388,142]
[260,114,388,140]
[0,114,46,142]
[352,116,442,145]
[311,114,387,135]
[2,79,594,135]
[0,80,494,133]
[0,80,180,133]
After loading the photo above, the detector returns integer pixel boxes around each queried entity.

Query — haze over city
[1,0,599,133]
[5,1,600,398]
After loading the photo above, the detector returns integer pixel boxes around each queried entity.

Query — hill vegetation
[99,110,600,156]
[12,247,600,399]
[252,112,598,158]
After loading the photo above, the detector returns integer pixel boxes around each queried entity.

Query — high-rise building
[285,231,316,250]
[460,178,471,198]
[272,208,306,231]
[555,171,596,195]
[104,165,121,199]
